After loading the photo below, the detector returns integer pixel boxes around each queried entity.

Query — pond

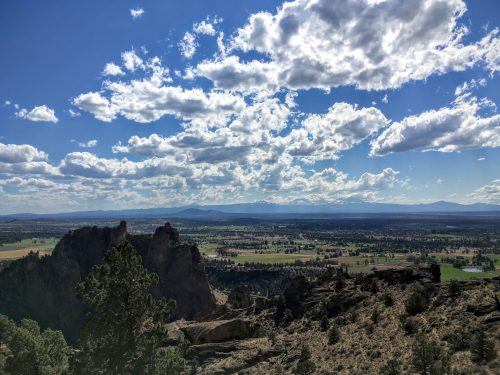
[462,267,483,273]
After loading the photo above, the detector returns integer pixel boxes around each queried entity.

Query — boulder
[180,318,256,344]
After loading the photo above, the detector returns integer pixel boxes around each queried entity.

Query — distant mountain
[0,200,499,221]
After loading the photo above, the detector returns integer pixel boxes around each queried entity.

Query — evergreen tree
[0,315,70,375]
[411,334,450,375]
[470,327,496,363]
[293,346,316,375]
[72,241,181,375]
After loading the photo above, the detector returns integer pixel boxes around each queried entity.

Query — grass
[0,248,52,260]
[234,253,317,265]
[440,264,500,281]
[0,238,58,251]
[0,237,57,260]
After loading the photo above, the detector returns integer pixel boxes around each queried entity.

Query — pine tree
[72,241,180,375]
[470,327,496,363]
[293,346,316,375]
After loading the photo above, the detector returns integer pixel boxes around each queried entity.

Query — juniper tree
[72,241,181,375]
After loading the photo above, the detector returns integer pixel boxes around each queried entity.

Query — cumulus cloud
[179,16,223,59]
[370,94,500,156]
[0,143,58,176]
[193,0,500,92]
[102,62,125,76]
[121,50,144,72]
[73,58,245,124]
[59,152,191,179]
[16,105,58,123]
[130,8,145,19]
[290,103,388,162]
[0,143,48,163]
[179,32,197,59]
[193,20,217,36]
[77,140,98,148]
[467,180,500,204]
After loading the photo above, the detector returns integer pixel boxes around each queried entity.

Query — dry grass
[0,248,51,260]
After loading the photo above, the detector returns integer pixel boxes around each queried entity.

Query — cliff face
[142,223,215,319]
[0,221,215,343]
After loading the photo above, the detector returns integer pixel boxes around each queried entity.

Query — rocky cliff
[0,221,215,342]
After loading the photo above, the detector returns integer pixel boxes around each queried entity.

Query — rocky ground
[171,266,499,374]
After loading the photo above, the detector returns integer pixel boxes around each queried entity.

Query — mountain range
[1,200,499,221]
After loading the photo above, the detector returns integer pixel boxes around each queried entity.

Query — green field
[440,264,500,281]
[0,238,58,251]
[234,253,317,265]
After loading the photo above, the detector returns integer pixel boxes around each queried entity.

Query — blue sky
[0,0,499,213]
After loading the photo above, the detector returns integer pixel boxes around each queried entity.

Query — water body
[462,267,483,273]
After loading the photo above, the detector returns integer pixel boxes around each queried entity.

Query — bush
[401,316,419,335]
[371,308,380,324]
[328,326,341,345]
[448,281,461,301]
[443,331,470,353]
[411,334,450,375]
[293,346,316,375]
[320,315,329,332]
[0,315,70,375]
[383,292,394,307]
[470,327,496,363]
[380,358,401,375]
[405,284,429,315]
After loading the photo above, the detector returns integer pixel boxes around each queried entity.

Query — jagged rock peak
[153,221,180,243]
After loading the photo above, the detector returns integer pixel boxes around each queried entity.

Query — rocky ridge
[0,221,215,342]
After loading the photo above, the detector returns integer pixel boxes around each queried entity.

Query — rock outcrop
[0,221,215,342]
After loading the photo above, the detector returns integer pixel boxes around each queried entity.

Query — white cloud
[193,20,216,36]
[467,180,500,204]
[16,105,58,123]
[77,140,98,148]
[193,0,500,92]
[382,94,388,104]
[121,50,144,72]
[67,109,81,118]
[73,58,245,124]
[0,143,58,176]
[478,157,486,161]
[454,78,486,96]
[370,94,500,156]
[288,102,388,162]
[179,32,197,59]
[102,62,125,76]
[130,8,145,19]
[59,152,191,179]
[0,142,48,163]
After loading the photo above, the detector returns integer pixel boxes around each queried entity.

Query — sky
[0,0,499,214]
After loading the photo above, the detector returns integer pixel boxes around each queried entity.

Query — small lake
[462,267,483,273]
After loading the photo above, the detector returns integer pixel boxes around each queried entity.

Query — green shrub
[470,327,496,363]
[0,315,70,375]
[383,293,394,307]
[293,346,316,375]
[405,284,429,315]
[328,325,341,345]
[401,316,419,335]
[411,334,450,375]
[380,358,401,375]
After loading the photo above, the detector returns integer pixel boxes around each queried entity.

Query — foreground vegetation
[0,241,187,375]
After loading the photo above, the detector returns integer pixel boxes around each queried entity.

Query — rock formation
[0,221,215,342]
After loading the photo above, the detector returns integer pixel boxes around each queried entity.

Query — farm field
[234,252,317,265]
[0,238,57,260]
[0,248,52,260]
[0,217,498,281]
